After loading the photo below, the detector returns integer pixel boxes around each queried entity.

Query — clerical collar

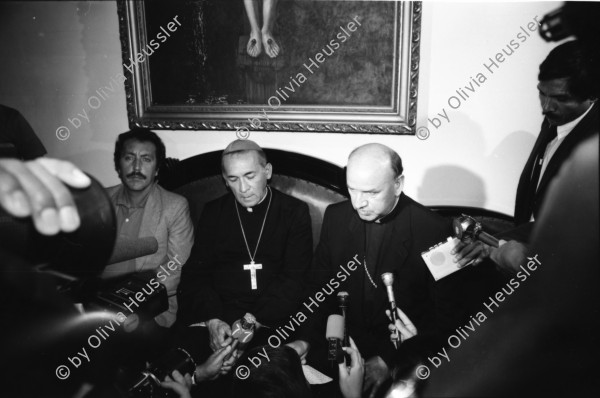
[373,195,402,224]
[245,187,271,213]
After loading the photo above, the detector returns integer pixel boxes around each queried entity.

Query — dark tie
[523,124,558,220]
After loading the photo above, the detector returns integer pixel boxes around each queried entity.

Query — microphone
[453,214,500,248]
[326,314,344,364]
[337,292,349,347]
[381,273,400,349]
[337,291,350,364]
[226,313,256,361]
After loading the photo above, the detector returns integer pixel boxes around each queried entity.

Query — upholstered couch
[158,148,514,248]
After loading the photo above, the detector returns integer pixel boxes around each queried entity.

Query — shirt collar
[116,182,155,208]
[375,194,403,224]
[556,103,595,140]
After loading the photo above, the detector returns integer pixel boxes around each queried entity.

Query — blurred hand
[338,337,364,398]
[161,370,192,398]
[386,307,418,343]
[490,239,528,274]
[286,340,310,365]
[195,345,232,381]
[206,318,233,351]
[451,240,491,267]
[0,158,90,235]
[363,356,389,398]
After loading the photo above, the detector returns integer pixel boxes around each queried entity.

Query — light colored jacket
[105,183,194,327]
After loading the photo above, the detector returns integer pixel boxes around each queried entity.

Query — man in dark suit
[455,40,599,272]
[289,144,468,397]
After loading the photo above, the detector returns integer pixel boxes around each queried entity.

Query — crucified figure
[244,0,280,58]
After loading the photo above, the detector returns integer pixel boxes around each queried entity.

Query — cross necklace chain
[363,226,378,289]
[234,187,272,290]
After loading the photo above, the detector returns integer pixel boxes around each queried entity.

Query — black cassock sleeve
[177,200,223,325]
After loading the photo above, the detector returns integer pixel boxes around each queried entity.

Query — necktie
[523,124,558,220]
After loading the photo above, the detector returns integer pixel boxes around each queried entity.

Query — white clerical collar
[556,103,594,140]
[374,196,401,223]
[246,187,270,212]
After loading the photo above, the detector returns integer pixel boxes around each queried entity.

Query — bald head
[348,143,403,178]
[346,144,404,222]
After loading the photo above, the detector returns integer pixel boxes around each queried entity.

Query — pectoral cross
[244,261,262,290]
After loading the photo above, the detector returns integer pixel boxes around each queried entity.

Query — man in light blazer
[103,129,194,329]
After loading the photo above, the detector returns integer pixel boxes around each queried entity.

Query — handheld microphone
[453,214,500,248]
[326,314,344,364]
[226,313,256,361]
[337,292,349,347]
[381,273,400,349]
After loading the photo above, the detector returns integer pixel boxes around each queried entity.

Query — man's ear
[222,174,231,189]
[265,163,273,179]
[394,175,405,196]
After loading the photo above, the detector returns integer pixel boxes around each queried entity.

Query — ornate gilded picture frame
[117,0,421,134]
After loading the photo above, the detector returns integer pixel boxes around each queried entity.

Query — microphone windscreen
[326,314,344,340]
[381,272,394,287]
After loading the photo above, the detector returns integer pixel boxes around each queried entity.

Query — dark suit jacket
[424,135,600,397]
[513,103,599,239]
[301,193,469,369]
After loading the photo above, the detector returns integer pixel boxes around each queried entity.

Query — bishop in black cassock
[179,185,312,328]
[177,139,312,361]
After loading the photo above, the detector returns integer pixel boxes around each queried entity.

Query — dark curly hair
[113,128,166,173]
[539,40,600,101]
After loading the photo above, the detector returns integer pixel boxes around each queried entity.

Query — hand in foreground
[490,239,528,274]
[363,356,390,398]
[219,340,241,376]
[206,318,233,351]
[338,337,364,398]
[386,307,418,343]
[0,158,90,235]
[195,345,233,381]
[161,370,193,398]
[286,340,310,365]
[451,240,492,267]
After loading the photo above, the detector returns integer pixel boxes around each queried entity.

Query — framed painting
[117,0,421,134]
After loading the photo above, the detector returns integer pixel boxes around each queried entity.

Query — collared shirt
[538,104,594,189]
[109,183,154,274]
[530,104,594,222]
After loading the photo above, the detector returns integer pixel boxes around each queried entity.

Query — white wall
[0,1,560,215]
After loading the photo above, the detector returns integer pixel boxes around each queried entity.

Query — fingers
[218,324,233,347]
[26,160,80,233]
[0,159,33,217]
[452,241,490,268]
[0,159,60,234]
[36,158,91,188]
[343,346,362,370]
[450,240,466,255]
[161,370,192,398]
[395,308,417,337]
[171,370,192,387]
[211,345,232,364]
[387,308,417,343]
[0,158,90,235]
